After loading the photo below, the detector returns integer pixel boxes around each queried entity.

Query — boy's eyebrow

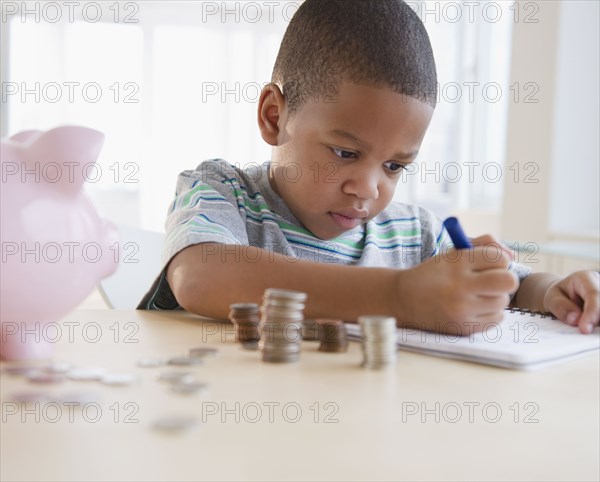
[327,129,418,159]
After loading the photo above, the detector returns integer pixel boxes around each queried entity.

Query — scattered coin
[189,347,218,358]
[167,356,204,367]
[67,367,106,381]
[137,357,165,368]
[157,371,195,384]
[101,373,139,386]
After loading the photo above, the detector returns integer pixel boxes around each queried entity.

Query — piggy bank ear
[9,130,43,143]
[26,125,105,194]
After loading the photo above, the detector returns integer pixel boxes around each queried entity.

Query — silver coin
[358,315,397,324]
[241,341,259,350]
[157,371,195,384]
[152,416,198,432]
[27,371,65,384]
[67,367,106,381]
[259,289,305,363]
[171,381,209,395]
[262,300,306,311]
[260,309,304,321]
[261,353,300,363]
[167,356,203,367]
[189,347,218,358]
[361,332,398,339]
[259,333,302,344]
[42,362,73,374]
[363,345,397,353]
[230,303,259,311]
[363,332,397,337]
[362,344,398,352]
[263,288,307,301]
[259,346,301,355]
[361,325,398,333]
[137,357,165,368]
[361,361,395,369]
[101,373,139,386]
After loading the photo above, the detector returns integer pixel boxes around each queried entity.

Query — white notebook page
[345,309,600,370]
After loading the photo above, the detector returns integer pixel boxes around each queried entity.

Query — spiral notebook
[345,309,600,370]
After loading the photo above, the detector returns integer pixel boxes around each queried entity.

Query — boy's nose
[341,166,380,200]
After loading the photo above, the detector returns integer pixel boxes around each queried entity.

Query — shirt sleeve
[161,159,250,268]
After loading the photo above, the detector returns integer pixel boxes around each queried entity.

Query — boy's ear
[257,83,286,146]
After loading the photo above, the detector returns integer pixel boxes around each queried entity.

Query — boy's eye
[331,147,357,159]
[384,161,406,173]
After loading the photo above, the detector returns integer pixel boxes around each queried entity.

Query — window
[3,0,514,232]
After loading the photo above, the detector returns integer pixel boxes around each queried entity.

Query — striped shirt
[138,159,530,310]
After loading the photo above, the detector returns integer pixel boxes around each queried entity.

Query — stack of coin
[259,288,307,363]
[317,319,349,352]
[358,316,398,369]
[301,319,320,341]
[229,303,261,343]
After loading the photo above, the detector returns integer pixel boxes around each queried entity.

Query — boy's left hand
[543,270,600,334]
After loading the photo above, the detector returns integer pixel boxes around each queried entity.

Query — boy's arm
[167,243,398,322]
[513,271,600,333]
[167,242,517,334]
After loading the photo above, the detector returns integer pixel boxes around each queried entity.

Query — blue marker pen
[443,217,472,249]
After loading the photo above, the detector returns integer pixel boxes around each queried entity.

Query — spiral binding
[507,307,557,319]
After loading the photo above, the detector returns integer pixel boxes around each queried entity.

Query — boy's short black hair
[272,0,437,113]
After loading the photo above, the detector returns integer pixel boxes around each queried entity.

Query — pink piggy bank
[1,126,119,360]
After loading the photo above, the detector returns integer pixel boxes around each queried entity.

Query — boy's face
[267,82,434,240]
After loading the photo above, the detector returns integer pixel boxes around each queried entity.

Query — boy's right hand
[395,235,518,334]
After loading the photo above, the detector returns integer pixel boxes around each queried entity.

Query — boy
[139,0,599,335]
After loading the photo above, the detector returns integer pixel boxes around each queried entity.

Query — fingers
[470,270,519,296]
[470,235,515,262]
[547,271,600,334]
[546,293,584,328]
[573,273,600,333]
[441,246,512,271]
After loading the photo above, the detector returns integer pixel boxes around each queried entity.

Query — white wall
[548,0,600,238]
[502,0,599,245]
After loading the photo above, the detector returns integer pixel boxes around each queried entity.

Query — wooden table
[1,310,599,481]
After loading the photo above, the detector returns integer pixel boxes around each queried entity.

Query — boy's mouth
[328,209,368,229]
